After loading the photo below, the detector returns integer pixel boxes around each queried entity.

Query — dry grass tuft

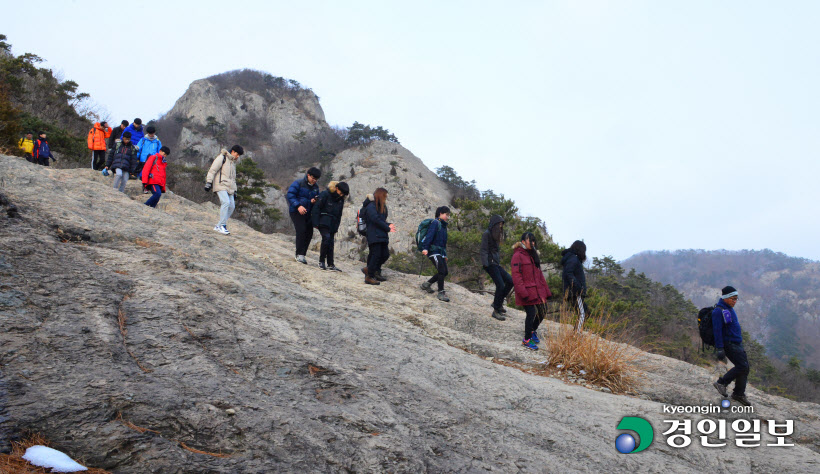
[0,433,111,473]
[545,302,642,393]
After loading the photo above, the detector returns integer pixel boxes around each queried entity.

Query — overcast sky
[3,1,819,261]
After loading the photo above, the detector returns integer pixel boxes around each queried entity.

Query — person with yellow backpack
[87,121,112,170]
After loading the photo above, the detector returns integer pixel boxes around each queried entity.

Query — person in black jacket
[480,214,513,320]
[104,131,139,193]
[311,181,349,271]
[362,187,395,285]
[561,240,589,323]
[108,120,129,150]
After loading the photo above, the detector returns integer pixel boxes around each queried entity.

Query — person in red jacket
[511,232,552,351]
[142,146,170,208]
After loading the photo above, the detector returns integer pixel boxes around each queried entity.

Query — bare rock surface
[0,155,818,472]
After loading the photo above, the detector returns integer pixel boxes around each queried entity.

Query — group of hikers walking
[17,130,752,405]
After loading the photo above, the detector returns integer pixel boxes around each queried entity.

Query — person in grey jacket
[480,215,513,320]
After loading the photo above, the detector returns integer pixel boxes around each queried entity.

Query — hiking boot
[731,394,751,407]
[361,266,368,276]
[437,291,450,302]
[521,339,538,351]
[374,270,387,282]
[420,281,435,294]
[491,310,506,321]
[498,306,507,314]
[327,265,343,272]
[530,331,540,344]
[296,255,307,264]
[364,276,380,285]
[318,262,327,270]
[713,381,729,398]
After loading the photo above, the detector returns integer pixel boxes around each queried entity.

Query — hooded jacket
[136,135,162,163]
[105,139,139,173]
[561,249,587,300]
[480,215,505,267]
[421,218,448,257]
[205,149,238,194]
[311,181,346,233]
[711,299,743,349]
[511,243,552,306]
[18,137,34,155]
[121,123,144,144]
[87,122,112,151]
[141,153,167,192]
[363,195,391,244]
[286,174,320,214]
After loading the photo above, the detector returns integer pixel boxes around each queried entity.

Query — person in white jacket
[205,145,244,235]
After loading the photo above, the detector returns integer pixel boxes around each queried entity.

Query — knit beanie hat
[721,286,738,298]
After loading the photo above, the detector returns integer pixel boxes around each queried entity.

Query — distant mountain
[622,249,820,369]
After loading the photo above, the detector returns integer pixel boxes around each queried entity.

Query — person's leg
[145,184,162,207]
[120,171,130,193]
[524,305,536,341]
[218,191,231,227]
[290,211,307,256]
[533,303,547,333]
[326,231,335,266]
[371,243,388,277]
[367,243,381,278]
[722,343,750,395]
[487,265,505,309]
[435,257,448,292]
[93,150,104,170]
[113,168,123,190]
[319,227,331,264]
[302,214,314,256]
[227,193,235,222]
[427,255,441,287]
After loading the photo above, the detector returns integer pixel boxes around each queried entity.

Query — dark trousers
[319,227,335,266]
[92,150,106,170]
[524,303,547,341]
[427,254,449,292]
[719,342,750,396]
[486,264,513,309]
[134,160,145,178]
[290,211,314,256]
[367,242,389,278]
[144,184,162,207]
[37,156,50,166]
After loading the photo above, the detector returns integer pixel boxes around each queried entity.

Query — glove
[204,182,212,192]
[716,348,726,362]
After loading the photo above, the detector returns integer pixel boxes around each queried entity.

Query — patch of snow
[22,445,87,472]
[579,370,587,375]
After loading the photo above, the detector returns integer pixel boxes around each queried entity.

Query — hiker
[362,188,396,285]
[712,286,751,407]
[135,126,162,179]
[104,131,139,193]
[204,145,243,235]
[561,240,589,323]
[142,146,170,208]
[121,118,144,173]
[32,132,56,166]
[419,206,451,302]
[311,180,350,271]
[286,167,321,263]
[109,120,129,150]
[481,214,513,320]
[87,121,112,170]
[512,232,552,351]
[18,132,34,162]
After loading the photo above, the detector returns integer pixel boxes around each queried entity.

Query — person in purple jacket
[711,286,751,407]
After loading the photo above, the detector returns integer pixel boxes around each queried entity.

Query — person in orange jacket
[142,146,170,208]
[87,121,112,170]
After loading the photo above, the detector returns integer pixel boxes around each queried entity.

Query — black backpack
[697,305,717,349]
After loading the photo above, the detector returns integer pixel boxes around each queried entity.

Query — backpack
[356,206,367,236]
[697,305,717,349]
[415,218,434,252]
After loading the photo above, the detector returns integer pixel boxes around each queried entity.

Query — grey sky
[4,1,819,260]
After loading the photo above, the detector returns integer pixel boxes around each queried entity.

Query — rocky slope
[1,156,819,472]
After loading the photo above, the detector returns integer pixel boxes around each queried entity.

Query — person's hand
[716,348,726,362]
[204,182,212,192]
[389,223,397,232]
[311,197,317,203]
[298,206,307,215]
[422,250,428,256]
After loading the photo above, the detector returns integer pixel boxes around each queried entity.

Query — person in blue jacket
[32,132,56,166]
[420,206,450,302]
[286,167,321,264]
[120,118,145,174]
[711,286,751,407]
[135,125,162,177]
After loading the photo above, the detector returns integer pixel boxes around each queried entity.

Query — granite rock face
[0,156,818,472]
